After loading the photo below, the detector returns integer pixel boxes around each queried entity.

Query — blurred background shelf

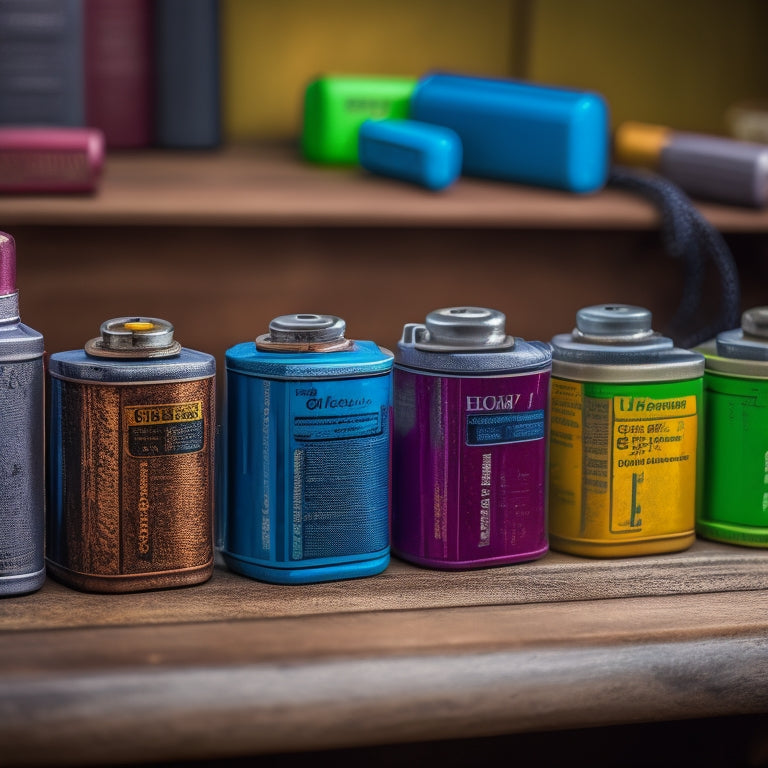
[2,143,768,231]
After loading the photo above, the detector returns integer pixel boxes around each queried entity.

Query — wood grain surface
[2,540,768,765]
[2,539,766,631]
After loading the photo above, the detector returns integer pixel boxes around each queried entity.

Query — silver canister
[0,232,45,596]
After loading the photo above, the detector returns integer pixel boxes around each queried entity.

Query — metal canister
[548,304,705,557]
[220,314,393,585]
[0,233,45,597]
[696,307,768,547]
[392,306,551,570]
[46,317,216,592]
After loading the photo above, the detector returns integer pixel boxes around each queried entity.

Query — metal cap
[742,306,768,338]
[715,306,768,362]
[573,304,656,343]
[85,317,182,358]
[401,306,514,352]
[255,313,353,352]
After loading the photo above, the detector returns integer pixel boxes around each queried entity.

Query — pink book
[83,0,153,149]
[0,127,104,193]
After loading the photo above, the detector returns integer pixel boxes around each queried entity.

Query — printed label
[292,383,383,441]
[125,400,204,457]
[294,412,382,441]
[549,379,698,544]
[285,376,392,562]
[466,410,545,446]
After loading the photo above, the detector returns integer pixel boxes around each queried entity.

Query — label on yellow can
[549,377,700,555]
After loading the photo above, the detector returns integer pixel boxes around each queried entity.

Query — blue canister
[220,313,394,585]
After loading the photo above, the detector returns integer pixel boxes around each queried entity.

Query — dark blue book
[154,0,221,148]
[0,0,84,126]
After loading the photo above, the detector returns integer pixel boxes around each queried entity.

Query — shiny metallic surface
[705,307,768,374]
[573,304,657,344]
[46,319,216,593]
[551,303,703,381]
[401,306,515,354]
[742,306,768,338]
[396,306,547,375]
[268,314,345,343]
[255,314,353,353]
[99,317,176,350]
[0,233,45,596]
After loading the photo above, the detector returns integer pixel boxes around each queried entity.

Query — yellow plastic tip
[124,321,155,332]
[613,121,671,168]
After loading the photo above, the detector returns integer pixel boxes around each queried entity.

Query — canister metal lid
[401,306,514,352]
[85,317,182,359]
[716,307,768,361]
[572,304,657,343]
[255,313,354,352]
[395,306,551,376]
[551,303,703,382]
[704,307,768,376]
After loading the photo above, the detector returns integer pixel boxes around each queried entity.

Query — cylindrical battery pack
[549,304,704,558]
[46,317,216,593]
[392,306,552,570]
[221,314,393,585]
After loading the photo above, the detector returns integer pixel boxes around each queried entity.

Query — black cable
[607,165,741,348]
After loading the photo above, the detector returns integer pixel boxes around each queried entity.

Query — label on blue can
[223,367,391,577]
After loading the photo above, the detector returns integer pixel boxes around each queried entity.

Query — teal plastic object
[358,118,462,190]
[301,75,417,164]
[410,72,610,193]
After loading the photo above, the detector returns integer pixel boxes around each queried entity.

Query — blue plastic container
[220,314,393,585]
[410,72,609,193]
[358,118,462,190]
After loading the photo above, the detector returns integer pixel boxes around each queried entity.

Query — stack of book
[0,0,221,150]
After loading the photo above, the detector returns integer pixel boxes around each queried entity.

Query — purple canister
[392,307,552,569]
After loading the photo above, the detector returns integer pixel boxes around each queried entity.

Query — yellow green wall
[221,0,768,141]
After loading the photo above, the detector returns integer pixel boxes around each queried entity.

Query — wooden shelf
[2,143,768,231]
[3,540,768,766]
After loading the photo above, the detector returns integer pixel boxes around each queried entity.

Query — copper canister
[46,317,215,592]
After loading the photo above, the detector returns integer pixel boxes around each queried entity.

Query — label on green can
[549,377,701,556]
[698,370,768,547]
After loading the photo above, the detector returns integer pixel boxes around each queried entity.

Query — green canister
[697,307,768,547]
[549,304,705,557]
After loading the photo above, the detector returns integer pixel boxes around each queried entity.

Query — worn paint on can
[46,317,216,593]
[221,314,393,585]
[696,307,768,547]
[549,304,704,557]
[392,307,551,570]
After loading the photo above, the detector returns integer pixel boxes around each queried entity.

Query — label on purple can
[393,368,550,568]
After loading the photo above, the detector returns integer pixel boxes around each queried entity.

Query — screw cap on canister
[574,304,655,341]
[715,306,768,361]
[741,306,768,338]
[256,313,354,352]
[401,306,515,351]
[84,317,182,358]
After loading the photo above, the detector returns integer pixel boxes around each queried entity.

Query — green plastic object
[301,75,417,164]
